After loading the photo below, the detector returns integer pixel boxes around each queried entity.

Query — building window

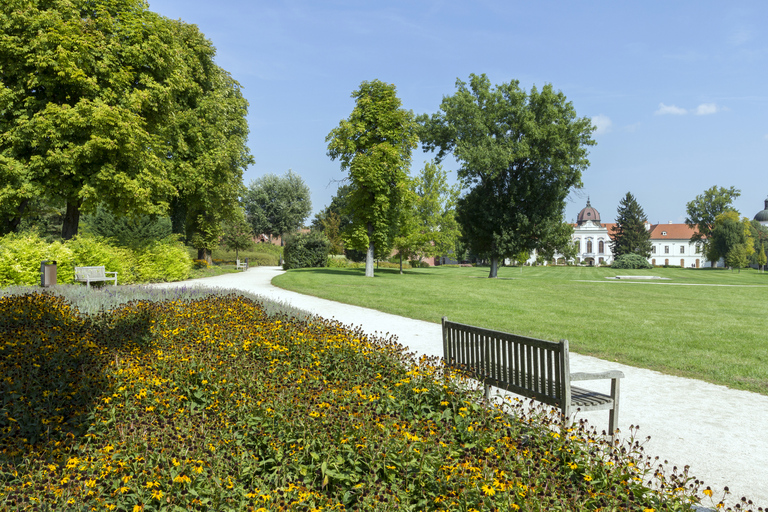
[662,231,667,236]
[664,246,670,254]
[680,246,685,254]
[652,246,656,254]
[598,240,604,253]
[575,240,580,253]
[587,240,593,253]
[696,244,701,254]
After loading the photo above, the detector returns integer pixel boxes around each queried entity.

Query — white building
[555,199,707,268]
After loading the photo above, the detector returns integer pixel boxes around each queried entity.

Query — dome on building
[576,198,601,225]
[754,197,768,224]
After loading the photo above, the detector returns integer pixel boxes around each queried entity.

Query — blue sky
[148,0,768,224]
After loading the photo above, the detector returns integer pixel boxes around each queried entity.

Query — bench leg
[483,382,490,401]
[609,377,620,438]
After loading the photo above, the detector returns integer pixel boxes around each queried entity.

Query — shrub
[67,234,138,284]
[611,253,653,269]
[0,232,74,286]
[283,231,330,270]
[134,238,192,282]
[80,204,172,247]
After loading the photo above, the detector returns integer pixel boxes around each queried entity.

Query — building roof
[647,223,698,240]
[754,198,768,222]
[576,198,601,225]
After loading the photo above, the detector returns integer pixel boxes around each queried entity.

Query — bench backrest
[75,266,106,279]
[442,317,570,409]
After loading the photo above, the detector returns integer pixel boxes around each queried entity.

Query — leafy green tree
[0,0,179,239]
[757,244,767,272]
[0,1,251,247]
[411,161,461,262]
[326,80,418,278]
[80,204,172,247]
[319,211,344,255]
[420,74,595,278]
[610,192,652,258]
[685,186,741,268]
[220,213,254,260]
[163,21,252,263]
[708,211,755,267]
[244,170,312,245]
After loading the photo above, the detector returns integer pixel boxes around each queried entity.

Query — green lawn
[274,265,768,395]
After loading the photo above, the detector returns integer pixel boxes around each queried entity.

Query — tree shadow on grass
[0,292,154,466]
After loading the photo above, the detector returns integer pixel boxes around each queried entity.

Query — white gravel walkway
[159,266,768,509]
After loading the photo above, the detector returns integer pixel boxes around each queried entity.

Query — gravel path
[159,266,768,509]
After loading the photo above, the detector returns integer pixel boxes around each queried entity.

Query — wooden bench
[442,317,624,435]
[74,266,117,288]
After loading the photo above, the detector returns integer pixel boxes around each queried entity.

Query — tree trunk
[365,222,375,278]
[61,199,82,240]
[488,257,499,278]
[197,248,212,265]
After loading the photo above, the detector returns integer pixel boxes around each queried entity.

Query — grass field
[273,265,768,395]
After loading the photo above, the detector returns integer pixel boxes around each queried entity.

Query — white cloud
[654,103,687,116]
[591,114,613,135]
[694,103,720,115]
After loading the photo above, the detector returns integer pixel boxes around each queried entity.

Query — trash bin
[245,257,249,270]
[40,260,57,287]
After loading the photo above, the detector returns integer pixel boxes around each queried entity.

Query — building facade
[559,199,706,267]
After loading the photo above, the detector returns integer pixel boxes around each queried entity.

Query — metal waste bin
[40,260,57,287]
[245,257,249,270]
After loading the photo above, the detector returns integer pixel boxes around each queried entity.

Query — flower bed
[0,290,728,510]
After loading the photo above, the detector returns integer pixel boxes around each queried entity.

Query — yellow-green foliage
[0,233,191,286]
[0,292,706,511]
[135,239,192,282]
[0,232,75,286]
[66,235,139,284]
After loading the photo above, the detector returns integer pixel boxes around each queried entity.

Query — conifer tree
[610,192,652,258]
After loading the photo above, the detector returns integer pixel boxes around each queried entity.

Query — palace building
[563,199,706,267]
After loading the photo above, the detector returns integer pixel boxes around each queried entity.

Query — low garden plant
[0,286,742,510]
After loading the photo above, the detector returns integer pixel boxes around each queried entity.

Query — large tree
[326,80,418,277]
[244,170,312,244]
[610,192,652,259]
[420,74,595,278]
[708,211,754,269]
[685,186,741,268]
[0,0,252,245]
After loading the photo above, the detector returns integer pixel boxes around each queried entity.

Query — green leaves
[326,80,418,276]
[420,74,595,273]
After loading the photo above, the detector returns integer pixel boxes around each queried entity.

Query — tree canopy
[419,74,595,277]
[610,192,652,259]
[244,170,312,243]
[326,80,418,277]
[708,211,754,270]
[0,0,252,244]
[684,186,740,267]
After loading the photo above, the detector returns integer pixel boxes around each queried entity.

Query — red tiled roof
[647,224,699,240]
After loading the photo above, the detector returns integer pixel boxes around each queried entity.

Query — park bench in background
[74,266,117,288]
[442,317,624,435]
[236,259,248,271]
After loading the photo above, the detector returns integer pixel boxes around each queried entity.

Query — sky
[147,0,768,225]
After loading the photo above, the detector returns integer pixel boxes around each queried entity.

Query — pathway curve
[159,266,767,509]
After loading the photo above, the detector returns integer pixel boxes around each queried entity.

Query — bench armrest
[105,271,117,277]
[569,370,624,381]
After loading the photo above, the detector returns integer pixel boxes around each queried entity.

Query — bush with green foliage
[0,232,191,285]
[134,239,192,282]
[67,235,139,284]
[611,253,653,269]
[0,232,74,286]
[283,231,330,270]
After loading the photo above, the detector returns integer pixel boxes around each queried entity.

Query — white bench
[442,317,624,435]
[236,259,248,271]
[74,266,117,288]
